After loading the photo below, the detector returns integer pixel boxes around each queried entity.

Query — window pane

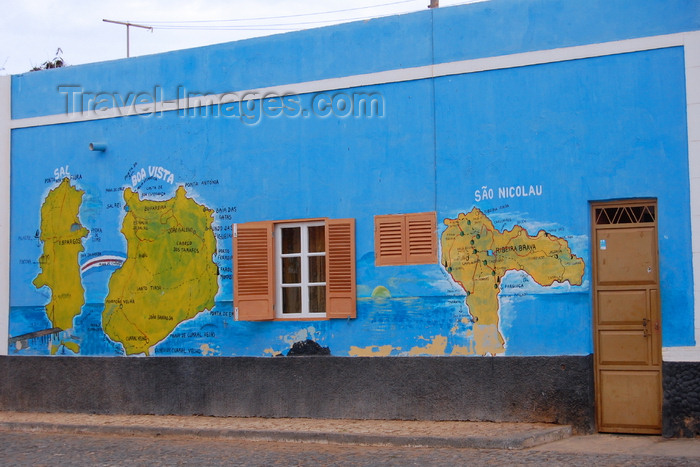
[309,286,326,314]
[308,225,325,252]
[282,257,301,284]
[282,287,301,314]
[308,255,326,283]
[281,227,301,254]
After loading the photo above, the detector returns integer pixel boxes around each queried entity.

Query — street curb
[0,421,572,449]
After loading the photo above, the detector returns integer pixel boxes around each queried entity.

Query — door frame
[591,198,663,434]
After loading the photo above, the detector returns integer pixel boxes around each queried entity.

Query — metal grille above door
[594,204,656,225]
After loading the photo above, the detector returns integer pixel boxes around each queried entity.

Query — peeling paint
[348,344,399,356]
[450,345,474,356]
[200,344,218,356]
[451,316,473,336]
[408,335,448,356]
[281,327,319,345]
[473,324,505,356]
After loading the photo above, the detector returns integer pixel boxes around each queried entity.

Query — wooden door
[592,200,662,434]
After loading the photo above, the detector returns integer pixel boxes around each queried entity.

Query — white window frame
[275,221,326,319]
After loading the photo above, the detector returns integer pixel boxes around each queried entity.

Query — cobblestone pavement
[1,431,698,467]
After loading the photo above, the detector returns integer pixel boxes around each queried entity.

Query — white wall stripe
[9,32,689,130]
[665,30,700,362]
[0,75,11,356]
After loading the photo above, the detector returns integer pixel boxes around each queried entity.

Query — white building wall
[0,75,11,356]
[668,31,700,362]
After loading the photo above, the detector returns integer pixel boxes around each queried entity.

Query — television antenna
[103,19,153,58]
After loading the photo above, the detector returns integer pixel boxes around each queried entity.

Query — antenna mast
[103,19,153,58]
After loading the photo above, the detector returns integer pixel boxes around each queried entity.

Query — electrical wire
[146,10,418,31]
[133,0,421,24]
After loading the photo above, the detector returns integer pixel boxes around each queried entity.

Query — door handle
[642,318,650,337]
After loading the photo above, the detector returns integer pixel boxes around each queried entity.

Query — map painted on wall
[9,159,589,357]
[101,186,218,355]
[10,160,238,357]
[440,207,585,355]
[32,179,89,353]
[16,175,220,356]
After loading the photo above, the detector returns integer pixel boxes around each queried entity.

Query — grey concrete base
[0,355,595,433]
[663,361,700,437]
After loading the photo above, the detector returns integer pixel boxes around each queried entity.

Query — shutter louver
[375,216,405,266]
[233,221,274,320]
[325,218,356,319]
[406,212,436,264]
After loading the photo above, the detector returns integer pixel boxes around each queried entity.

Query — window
[374,212,436,266]
[276,222,326,318]
[233,218,355,321]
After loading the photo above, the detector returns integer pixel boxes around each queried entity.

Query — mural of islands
[10,171,587,357]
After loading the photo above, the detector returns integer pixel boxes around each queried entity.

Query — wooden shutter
[375,212,436,266]
[406,212,436,264]
[233,221,274,321]
[325,218,356,319]
[374,215,405,266]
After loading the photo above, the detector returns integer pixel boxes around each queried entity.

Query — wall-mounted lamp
[89,142,107,152]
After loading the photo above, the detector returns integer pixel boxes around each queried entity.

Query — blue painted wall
[435,47,691,349]
[11,0,700,119]
[7,0,697,356]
